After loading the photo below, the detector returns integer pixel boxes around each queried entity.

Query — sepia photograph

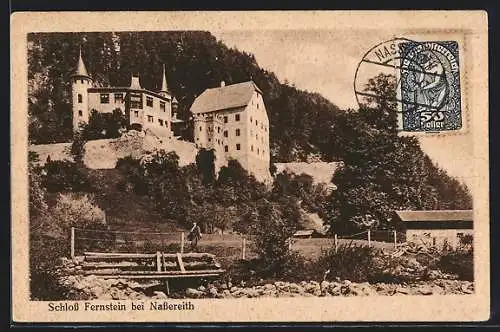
[11,11,489,322]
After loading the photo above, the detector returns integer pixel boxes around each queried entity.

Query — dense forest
[28,31,340,162]
[27,31,473,232]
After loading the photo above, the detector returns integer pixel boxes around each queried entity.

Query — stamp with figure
[399,41,462,132]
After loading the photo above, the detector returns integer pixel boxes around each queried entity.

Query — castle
[71,48,182,138]
[71,50,271,182]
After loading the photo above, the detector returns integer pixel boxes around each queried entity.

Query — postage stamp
[399,41,462,132]
[10,11,489,324]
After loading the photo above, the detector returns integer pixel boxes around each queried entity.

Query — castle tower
[71,47,93,132]
[159,64,169,98]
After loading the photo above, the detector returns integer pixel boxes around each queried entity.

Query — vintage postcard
[11,11,489,323]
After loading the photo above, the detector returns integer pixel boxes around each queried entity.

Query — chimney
[220,81,225,87]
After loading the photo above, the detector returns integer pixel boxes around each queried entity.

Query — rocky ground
[57,256,474,300]
[59,274,474,300]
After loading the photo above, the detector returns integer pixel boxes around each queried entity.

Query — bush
[314,242,383,282]
[49,193,106,239]
[247,199,299,278]
[42,159,92,193]
[29,166,105,299]
[439,248,474,281]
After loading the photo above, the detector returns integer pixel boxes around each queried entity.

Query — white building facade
[70,50,181,138]
[191,81,271,183]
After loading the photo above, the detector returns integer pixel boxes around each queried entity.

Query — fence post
[334,233,338,253]
[367,229,371,247]
[393,230,397,249]
[242,237,246,260]
[70,227,75,259]
[181,232,185,253]
[156,251,161,272]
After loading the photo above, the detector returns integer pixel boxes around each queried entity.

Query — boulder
[209,287,218,297]
[186,288,204,298]
[395,286,409,294]
[153,291,168,299]
[263,283,275,291]
[417,285,433,295]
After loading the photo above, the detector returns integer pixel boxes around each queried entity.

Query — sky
[213,30,474,191]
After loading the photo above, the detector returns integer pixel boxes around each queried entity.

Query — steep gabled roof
[190,81,262,114]
[394,210,473,222]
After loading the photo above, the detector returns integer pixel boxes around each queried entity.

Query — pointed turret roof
[72,47,91,79]
[160,64,168,93]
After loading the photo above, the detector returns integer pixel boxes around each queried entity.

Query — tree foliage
[327,74,473,233]
[42,159,92,193]
[84,108,128,140]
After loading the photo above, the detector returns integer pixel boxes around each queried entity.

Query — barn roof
[394,210,473,222]
[190,81,262,114]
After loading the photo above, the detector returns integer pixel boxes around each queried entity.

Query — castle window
[257,103,259,109]
[148,115,153,123]
[256,134,258,140]
[200,126,202,132]
[223,130,228,138]
[236,144,241,151]
[158,119,164,126]
[78,110,83,116]
[146,96,153,107]
[224,145,229,152]
[256,120,258,126]
[208,138,211,142]
[236,129,240,136]
[160,101,166,111]
[217,127,220,133]
[224,116,228,123]
[257,148,260,154]
[250,116,253,122]
[251,145,254,152]
[134,111,139,117]
[78,94,82,103]
[261,123,263,129]
[165,121,169,128]
[81,79,84,84]
[235,114,240,121]
[114,93,124,103]
[130,93,143,109]
[100,93,109,104]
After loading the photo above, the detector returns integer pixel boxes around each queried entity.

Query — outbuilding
[394,210,473,249]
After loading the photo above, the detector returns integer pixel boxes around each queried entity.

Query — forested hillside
[28,31,340,162]
[28,31,473,230]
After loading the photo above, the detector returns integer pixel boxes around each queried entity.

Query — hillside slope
[85,168,183,233]
[30,130,198,169]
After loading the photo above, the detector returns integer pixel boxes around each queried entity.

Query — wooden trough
[81,251,225,280]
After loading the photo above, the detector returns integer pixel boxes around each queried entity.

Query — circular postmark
[353,37,414,110]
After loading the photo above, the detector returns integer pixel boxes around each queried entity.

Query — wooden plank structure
[81,251,225,280]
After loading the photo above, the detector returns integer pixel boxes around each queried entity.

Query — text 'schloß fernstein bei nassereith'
[47,301,195,312]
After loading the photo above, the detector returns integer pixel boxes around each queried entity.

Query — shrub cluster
[42,159,92,193]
